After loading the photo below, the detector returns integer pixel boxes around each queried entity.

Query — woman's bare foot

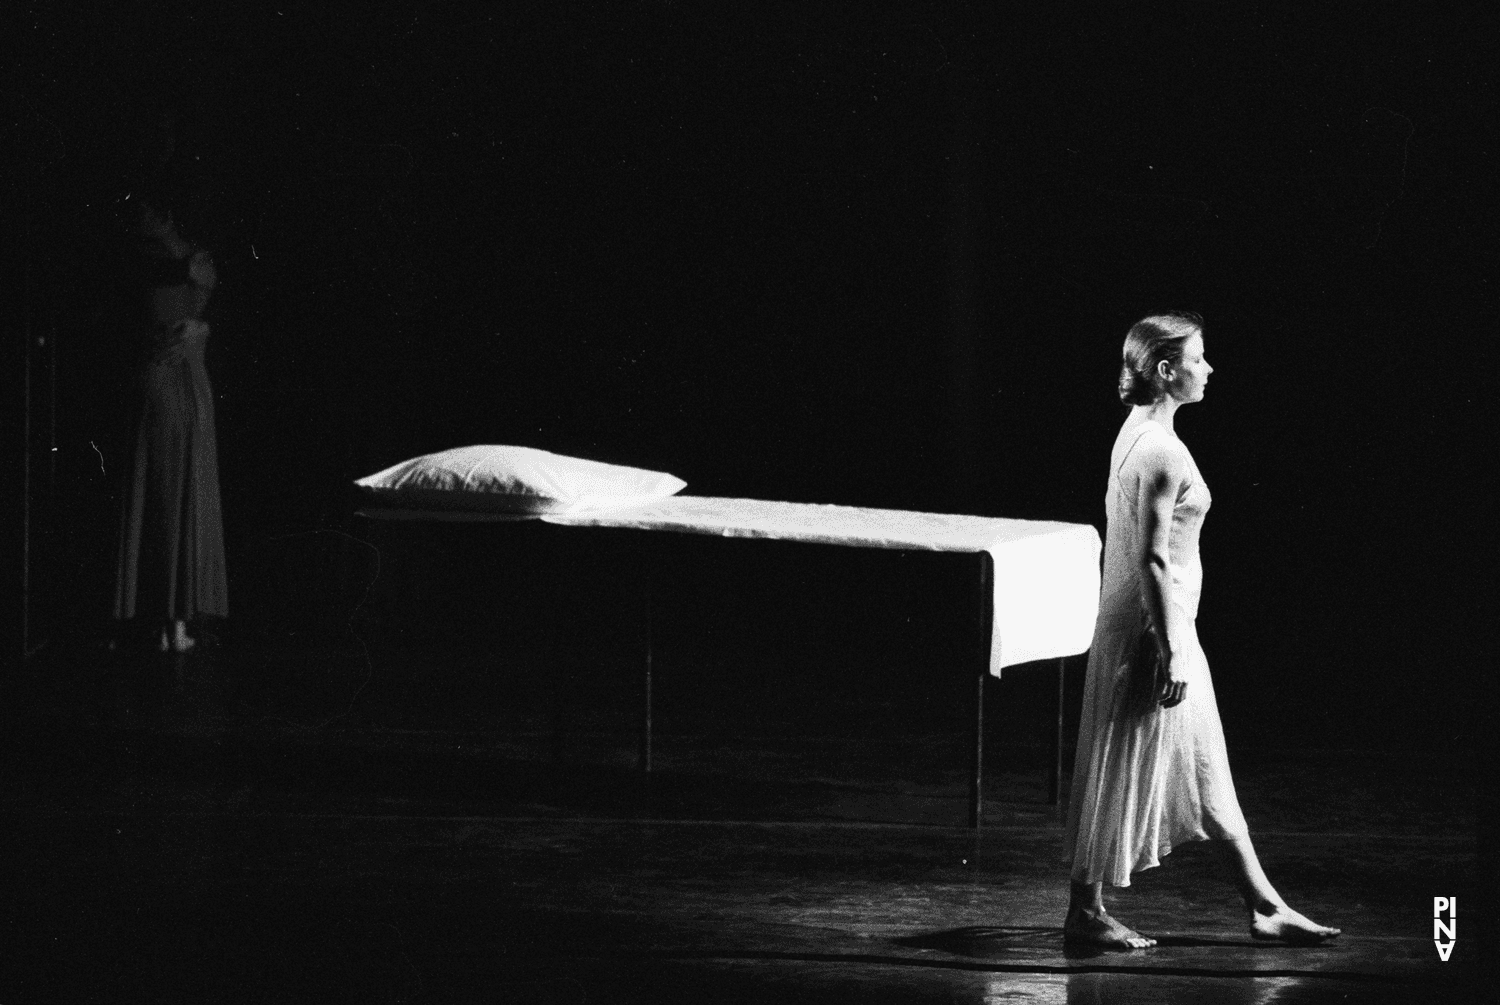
[1250,904,1340,944]
[161,621,196,653]
[1064,906,1156,949]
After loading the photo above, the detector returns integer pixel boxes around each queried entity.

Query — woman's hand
[1157,660,1187,708]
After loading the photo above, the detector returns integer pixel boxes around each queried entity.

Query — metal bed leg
[970,553,994,830]
[550,676,567,764]
[970,660,985,830]
[639,563,654,775]
[1050,656,1065,812]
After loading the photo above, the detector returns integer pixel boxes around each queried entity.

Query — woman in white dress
[1062,312,1339,948]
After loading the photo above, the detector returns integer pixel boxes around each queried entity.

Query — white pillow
[355,445,687,515]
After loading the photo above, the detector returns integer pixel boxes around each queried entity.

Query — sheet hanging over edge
[543,496,1101,675]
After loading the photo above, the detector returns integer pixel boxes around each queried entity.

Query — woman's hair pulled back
[1118,312,1203,406]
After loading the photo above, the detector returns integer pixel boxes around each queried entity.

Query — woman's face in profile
[1166,334,1213,403]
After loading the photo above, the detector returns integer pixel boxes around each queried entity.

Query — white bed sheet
[359,495,1101,675]
[544,496,1100,675]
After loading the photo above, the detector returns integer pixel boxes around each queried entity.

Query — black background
[7,4,1492,750]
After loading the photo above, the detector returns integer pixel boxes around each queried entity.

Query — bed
[356,448,1102,827]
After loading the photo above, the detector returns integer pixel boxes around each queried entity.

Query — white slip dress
[1064,420,1249,887]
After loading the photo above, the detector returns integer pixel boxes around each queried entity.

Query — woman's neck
[1133,398,1181,435]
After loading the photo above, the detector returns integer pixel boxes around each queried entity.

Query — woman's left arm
[1134,438,1191,708]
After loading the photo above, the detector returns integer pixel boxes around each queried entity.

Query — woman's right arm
[187,248,217,291]
[186,248,217,315]
[1134,440,1191,707]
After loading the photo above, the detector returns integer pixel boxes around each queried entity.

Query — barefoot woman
[1063,313,1339,949]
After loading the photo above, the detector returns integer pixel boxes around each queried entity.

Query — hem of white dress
[1069,827,1214,889]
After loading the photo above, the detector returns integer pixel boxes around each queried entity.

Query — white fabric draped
[545,496,1100,674]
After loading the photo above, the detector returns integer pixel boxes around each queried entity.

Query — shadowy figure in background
[1062,313,1339,949]
[114,191,228,652]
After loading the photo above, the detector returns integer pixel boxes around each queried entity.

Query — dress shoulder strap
[1115,421,1173,481]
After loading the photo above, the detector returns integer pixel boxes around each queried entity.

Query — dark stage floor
[3,635,1480,1003]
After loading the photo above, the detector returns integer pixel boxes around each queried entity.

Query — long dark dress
[114,248,229,622]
